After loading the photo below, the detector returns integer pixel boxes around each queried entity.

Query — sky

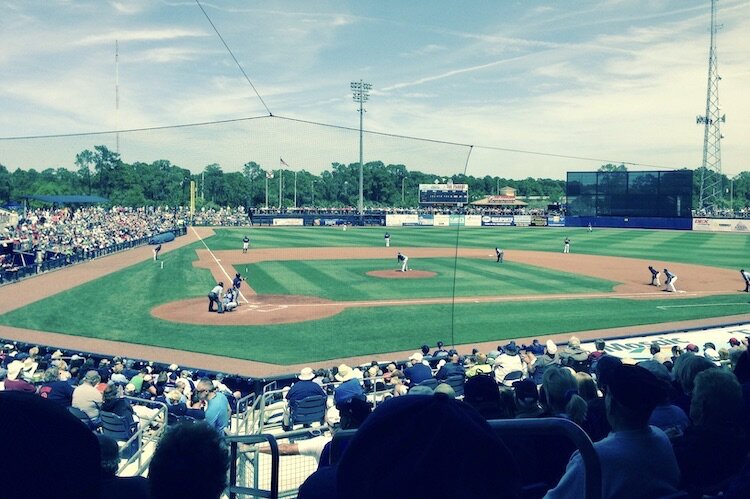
[0,0,748,180]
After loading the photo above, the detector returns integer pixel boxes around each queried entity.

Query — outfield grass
[0,226,748,365]
[210,225,749,269]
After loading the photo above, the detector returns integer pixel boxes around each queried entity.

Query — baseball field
[0,225,749,371]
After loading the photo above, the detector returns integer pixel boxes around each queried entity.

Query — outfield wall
[385,214,564,227]
[692,217,750,233]
[566,216,692,230]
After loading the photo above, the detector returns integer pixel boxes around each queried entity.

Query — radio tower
[697,0,725,213]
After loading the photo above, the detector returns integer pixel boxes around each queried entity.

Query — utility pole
[697,0,726,213]
[115,40,120,154]
[351,80,372,215]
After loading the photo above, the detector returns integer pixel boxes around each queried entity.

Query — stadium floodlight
[351,79,372,215]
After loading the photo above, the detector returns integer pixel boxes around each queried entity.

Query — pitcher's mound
[367,270,437,278]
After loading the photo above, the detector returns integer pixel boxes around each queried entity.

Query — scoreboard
[419,183,469,205]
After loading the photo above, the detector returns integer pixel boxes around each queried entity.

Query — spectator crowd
[4,332,750,498]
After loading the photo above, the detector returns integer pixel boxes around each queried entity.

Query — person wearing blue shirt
[284,367,327,429]
[404,352,432,385]
[195,378,230,434]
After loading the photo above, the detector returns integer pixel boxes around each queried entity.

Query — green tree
[598,163,628,172]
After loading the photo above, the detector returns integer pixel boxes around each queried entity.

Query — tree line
[0,146,746,211]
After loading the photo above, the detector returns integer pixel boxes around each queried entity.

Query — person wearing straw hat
[3,360,35,392]
[334,364,365,406]
[283,367,327,430]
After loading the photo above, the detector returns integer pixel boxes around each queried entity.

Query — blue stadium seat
[289,395,327,427]
[100,411,139,458]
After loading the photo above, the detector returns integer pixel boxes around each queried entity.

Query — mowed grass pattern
[210,226,747,269]
[246,258,615,300]
[0,226,748,364]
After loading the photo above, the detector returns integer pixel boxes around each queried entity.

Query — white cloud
[76,28,208,46]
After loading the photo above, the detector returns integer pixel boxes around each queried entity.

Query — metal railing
[118,397,169,476]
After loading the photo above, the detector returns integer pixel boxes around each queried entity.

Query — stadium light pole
[351,79,372,215]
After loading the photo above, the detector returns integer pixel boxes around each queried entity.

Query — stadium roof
[21,195,109,204]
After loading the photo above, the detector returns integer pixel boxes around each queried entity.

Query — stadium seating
[100,410,140,458]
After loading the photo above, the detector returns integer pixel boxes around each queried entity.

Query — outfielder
[664,268,677,292]
[242,235,250,253]
[741,269,750,292]
[495,247,504,263]
[153,244,161,261]
[563,237,570,254]
[397,251,409,272]
[648,266,661,286]
[384,232,391,247]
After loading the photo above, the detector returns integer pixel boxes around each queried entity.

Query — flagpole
[294,172,297,208]
[265,175,268,209]
[278,169,282,209]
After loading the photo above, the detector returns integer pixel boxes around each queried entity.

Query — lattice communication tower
[697,0,726,213]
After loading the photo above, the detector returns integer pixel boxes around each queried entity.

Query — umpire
[208,282,223,312]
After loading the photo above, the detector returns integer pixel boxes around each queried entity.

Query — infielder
[397,251,409,272]
[563,237,570,254]
[664,268,677,292]
[648,266,661,286]
[495,247,504,263]
[384,232,391,247]
[242,235,250,253]
[741,269,750,292]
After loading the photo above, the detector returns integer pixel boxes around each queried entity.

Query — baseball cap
[608,364,667,413]
[729,338,741,346]
[512,379,539,401]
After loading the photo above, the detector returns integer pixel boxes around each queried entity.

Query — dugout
[565,170,693,229]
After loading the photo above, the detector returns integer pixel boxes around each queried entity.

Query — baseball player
[242,235,250,253]
[384,232,391,247]
[232,273,244,305]
[397,252,409,272]
[208,282,224,312]
[648,266,661,286]
[588,223,592,232]
[664,268,677,292]
[495,247,504,263]
[153,244,162,261]
[563,237,570,254]
[741,269,750,292]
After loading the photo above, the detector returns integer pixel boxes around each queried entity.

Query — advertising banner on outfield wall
[580,324,750,362]
[273,218,304,226]
[449,214,466,226]
[514,215,532,227]
[692,218,750,233]
[386,214,418,226]
[433,214,449,226]
[465,215,482,227]
[418,214,435,226]
[547,215,565,227]
[481,215,514,226]
[531,216,548,226]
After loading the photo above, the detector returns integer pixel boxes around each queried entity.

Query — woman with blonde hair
[542,366,587,426]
